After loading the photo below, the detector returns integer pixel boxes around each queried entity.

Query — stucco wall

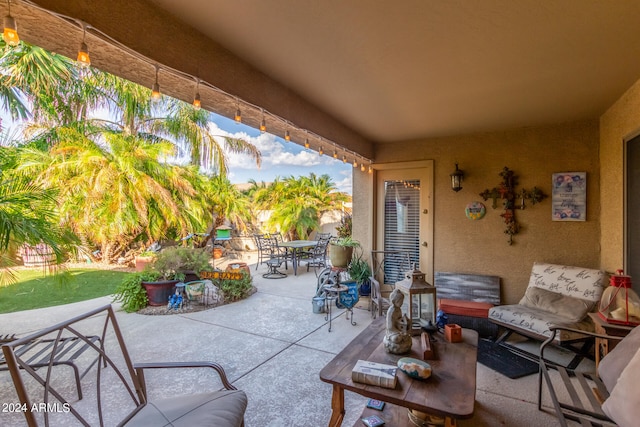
[600,78,640,273]
[354,120,601,304]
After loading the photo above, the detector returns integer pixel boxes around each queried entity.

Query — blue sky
[209,113,354,194]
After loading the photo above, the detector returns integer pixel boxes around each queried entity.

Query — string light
[192,79,201,109]
[151,64,161,102]
[3,0,18,46]
[77,23,90,67]
[234,101,242,123]
[259,110,266,133]
[342,155,347,163]
[361,163,365,172]
[8,0,376,170]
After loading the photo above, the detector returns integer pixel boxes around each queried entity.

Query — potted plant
[113,271,158,312]
[329,236,360,268]
[124,247,212,307]
[348,254,372,296]
[134,250,157,272]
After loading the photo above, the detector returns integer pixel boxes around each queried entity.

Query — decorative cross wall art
[479,167,547,245]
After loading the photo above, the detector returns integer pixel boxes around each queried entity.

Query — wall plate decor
[480,167,547,245]
[465,202,486,220]
[552,172,586,221]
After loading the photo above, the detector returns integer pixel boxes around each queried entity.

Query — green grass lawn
[0,268,129,314]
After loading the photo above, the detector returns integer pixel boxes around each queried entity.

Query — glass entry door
[376,162,433,283]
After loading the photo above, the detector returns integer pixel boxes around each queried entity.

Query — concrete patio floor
[0,253,577,426]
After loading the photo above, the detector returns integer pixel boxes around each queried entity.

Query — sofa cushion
[598,324,640,392]
[125,390,247,427]
[602,344,640,426]
[518,287,595,323]
[528,263,606,302]
[488,304,595,342]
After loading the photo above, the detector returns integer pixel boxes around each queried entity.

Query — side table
[323,284,348,332]
[588,312,635,368]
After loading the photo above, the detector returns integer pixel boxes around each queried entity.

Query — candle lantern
[598,270,640,326]
[395,267,437,335]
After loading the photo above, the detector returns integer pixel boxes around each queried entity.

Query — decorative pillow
[528,262,606,302]
[598,324,640,392]
[602,344,640,426]
[518,286,594,322]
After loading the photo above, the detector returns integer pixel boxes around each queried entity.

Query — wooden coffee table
[319,318,478,427]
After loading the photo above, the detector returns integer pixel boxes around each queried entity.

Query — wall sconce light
[450,163,464,192]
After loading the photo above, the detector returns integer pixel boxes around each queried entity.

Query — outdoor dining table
[278,240,318,275]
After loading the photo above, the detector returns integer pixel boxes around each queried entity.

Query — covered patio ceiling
[13,1,640,159]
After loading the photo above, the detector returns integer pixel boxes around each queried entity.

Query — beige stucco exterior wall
[600,78,640,273]
[354,120,601,304]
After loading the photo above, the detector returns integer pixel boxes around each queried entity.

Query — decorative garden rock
[397,357,432,380]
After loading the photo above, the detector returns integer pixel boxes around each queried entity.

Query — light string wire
[17,0,372,169]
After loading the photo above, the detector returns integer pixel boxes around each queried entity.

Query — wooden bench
[435,272,501,338]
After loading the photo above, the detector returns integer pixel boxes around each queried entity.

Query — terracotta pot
[141,280,180,306]
[134,256,155,272]
[329,244,353,268]
[226,262,251,276]
[212,247,223,259]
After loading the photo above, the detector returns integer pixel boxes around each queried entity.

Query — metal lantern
[599,270,640,326]
[395,267,437,335]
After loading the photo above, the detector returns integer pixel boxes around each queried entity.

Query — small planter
[329,244,353,268]
[212,246,224,259]
[141,280,180,306]
[135,256,155,272]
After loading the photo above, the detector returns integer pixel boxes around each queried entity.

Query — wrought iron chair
[262,236,289,279]
[1,305,247,427]
[305,236,332,275]
[253,233,272,271]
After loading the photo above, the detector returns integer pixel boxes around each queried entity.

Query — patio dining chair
[1,305,247,427]
[262,236,289,279]
[305,236,332,276]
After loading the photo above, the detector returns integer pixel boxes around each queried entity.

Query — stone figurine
[383,288,413,354]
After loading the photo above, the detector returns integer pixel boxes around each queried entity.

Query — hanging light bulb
[304,138,310,149]
[285,130,291,142]
[259,109,267,133]
[342,155,347,163]
[368,164,373,174]
[333,150,338,159]
[3,1,18,47]
[353,158,358,168]
[234,106,242,123]
[151,65,161,102]
[192,80,201,109]
[76,24,90,67]
[361,163,366,172]
[318,145,324,156]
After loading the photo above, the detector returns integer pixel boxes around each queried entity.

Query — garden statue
[383,288,413,354]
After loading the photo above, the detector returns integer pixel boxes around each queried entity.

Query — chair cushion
[488,304,595,342]
[598,324,640,392]
[439,299,493,318]
[125,390,247,427]
[602,344,640,426]
[527,262,606,302]
[518,287,595,323]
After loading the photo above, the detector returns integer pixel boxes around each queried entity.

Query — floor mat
[477,339,539,379]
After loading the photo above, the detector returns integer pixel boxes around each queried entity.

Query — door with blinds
[375,161,434,284]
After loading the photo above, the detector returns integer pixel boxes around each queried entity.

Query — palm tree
[0,41,262,263]
[251,174,348,240]
[0,148,77,284]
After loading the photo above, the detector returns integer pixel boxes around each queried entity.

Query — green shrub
[151,247,211,280]
[217,271,253,302]
[113,271,159,312]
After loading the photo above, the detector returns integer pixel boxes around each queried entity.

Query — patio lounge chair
[1,305,247,427]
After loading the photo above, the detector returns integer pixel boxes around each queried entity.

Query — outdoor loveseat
[488,262,607,367]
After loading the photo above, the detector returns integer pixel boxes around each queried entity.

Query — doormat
[477,339,539,379]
